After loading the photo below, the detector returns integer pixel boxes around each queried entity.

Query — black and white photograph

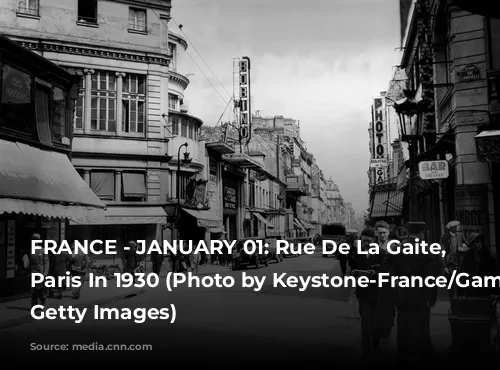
[0,0,500,366]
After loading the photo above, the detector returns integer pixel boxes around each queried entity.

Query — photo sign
[418,160,449,180]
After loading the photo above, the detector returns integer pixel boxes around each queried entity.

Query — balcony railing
[285,176,307,196]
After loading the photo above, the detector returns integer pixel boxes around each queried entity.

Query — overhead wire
[149,6,228,106]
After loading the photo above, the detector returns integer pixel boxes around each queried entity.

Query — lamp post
[394,89,424,222]
[176,142,192,239]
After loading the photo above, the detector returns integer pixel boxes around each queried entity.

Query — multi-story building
[0,35,105,298]
[384,0,500,262]
[0,0,210,262]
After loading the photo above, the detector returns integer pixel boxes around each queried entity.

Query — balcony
[285,176,307,196]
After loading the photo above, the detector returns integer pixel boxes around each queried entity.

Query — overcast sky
[170,0,401,216]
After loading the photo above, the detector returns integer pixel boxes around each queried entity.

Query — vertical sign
[238,57,251,142]
[371,97,388,184]
[455,186,488,244]
[207,156,219,216]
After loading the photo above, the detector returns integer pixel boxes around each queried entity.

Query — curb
[0,288,148,331]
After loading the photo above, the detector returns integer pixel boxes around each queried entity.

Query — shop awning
[475,130,500,162]
[370,189,404,218]
[293,218,307,233]
[301,221,314,229]
[182,208,223,229]
[385,190,404,217]
[252,212,274,229]
[370,190,389,218]
[70,206,167,225]
[0,140,105,220]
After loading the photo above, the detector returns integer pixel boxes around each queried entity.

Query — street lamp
[394,89,424,222]
[176,142,192,239]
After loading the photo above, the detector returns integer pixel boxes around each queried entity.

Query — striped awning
[385,190,404,216]
[370,189,404,218]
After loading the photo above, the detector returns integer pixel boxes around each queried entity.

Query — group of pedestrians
[30,233,90,309]
[344,219,500,364]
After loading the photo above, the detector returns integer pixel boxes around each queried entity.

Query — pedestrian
[124,241,138,274]
[381,222,440,366]
[189,249,200,275]
[70,243,89,300]
[440,220,468,301]
[374,221,395,345]
[336,236,349,277]
[29,233,49,309]
[457,233,499,297]
[48,248,71,299]
[151,244,164,275]
[350,227,386,358]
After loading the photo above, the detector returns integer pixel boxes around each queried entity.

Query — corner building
[0,0,207,265]
[398,0,500,262]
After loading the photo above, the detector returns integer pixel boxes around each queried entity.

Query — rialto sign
[418,160,449,180]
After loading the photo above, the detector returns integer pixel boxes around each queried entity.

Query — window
[129,8,147,32]
[249,182,255,208]
[75,77,85,130]
[90,171,115,201]
[180,117,187,137]
[18,0,39,16]
[168,43,177,70]
[177,172,192,200]
[171,114,179,135]
[52,87,67,143]
[35,83,53,147]
[90,72,116,132]
[122,74,146,133]
[489,18,500,70]
[122,172,146,201]
[188,120,194,139]
[78,0,98,24]
[0,64,32,135]
[168,94,178,110]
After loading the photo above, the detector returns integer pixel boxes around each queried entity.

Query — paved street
[0,251,453,365]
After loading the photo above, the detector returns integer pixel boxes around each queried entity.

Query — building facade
[0,0,213,263]
[373,0,500,261]
[0,34,105,299]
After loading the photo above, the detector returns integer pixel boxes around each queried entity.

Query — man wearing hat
[350,227,386,358]
[440,220,467,301]
[29,233,49,308]
[381,222,440,366]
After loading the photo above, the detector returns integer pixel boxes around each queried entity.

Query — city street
[0,250,452,365]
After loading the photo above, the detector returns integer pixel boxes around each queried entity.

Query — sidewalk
[0,278,147,330]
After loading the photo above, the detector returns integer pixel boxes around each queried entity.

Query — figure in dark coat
[381,222,441,366]
[29,233,49,308]
[374,221,396,344]
[48,250,71,299]
[350,228,386,358]
[440,220,467,301]
[457,233,499,297]
[151,245,164,275]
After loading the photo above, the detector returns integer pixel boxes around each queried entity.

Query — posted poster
[454,186,488,243]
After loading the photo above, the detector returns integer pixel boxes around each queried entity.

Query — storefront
[0,34,105,299]
[223,171,242,241]
[68,206,167,264]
